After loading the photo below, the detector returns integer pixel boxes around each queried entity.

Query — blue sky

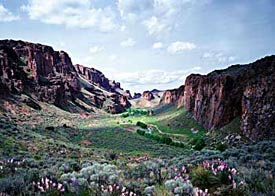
[0,0,274,93]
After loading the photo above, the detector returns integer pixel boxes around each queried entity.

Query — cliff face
[142,91,154,101]
[1,40,75,81]
[160,85,185,106]
[241,61,275,140]
[74,64,121,92]
[0,45,28,94]
[183,56,275,140]
[0,39,130,114]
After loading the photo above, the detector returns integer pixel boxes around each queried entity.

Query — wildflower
[45,177,49,184]
[239,180,245,185]
[217,165,225,171]
[182,166,186,173]
[203,161,210,168]
[45,183,49,190]
[184,175,189,181]
[38,186,45,192]
[232,180,236,189]
[57,183,63,190]
[109,185,113,192]
[231,168,237,175]
[122,187,126,192]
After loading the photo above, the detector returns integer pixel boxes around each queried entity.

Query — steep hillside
[161,56,275,140]
[160,85,185,106]
[0,39,130,114]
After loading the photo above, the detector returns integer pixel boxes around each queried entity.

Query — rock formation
[133,93,141,99]
[183,55,275,140]
[74,64,122,92]
[160,85,184,106]
[124,90,132,99]
[142,90,154,101]
[0,39,130,114]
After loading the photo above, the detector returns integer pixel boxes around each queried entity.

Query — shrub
[160,136,172,145]
[190,166,218,189]
[216,142,227,152]
[192,138,206,151]
[243,168,275,195]
[61,162,121,194]
[144,185,155,195]
[137,129,145,136]
[121,113,129,118]
[136,121,148,129]
[164,178,194,195]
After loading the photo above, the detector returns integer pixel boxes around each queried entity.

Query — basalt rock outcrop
[142,91,154,101]
[0,39,130,114]
[133,93,141,99]
[124,90,132,99]
[183,55,275,140]
[74,64,122,93]
[160,85,185,106]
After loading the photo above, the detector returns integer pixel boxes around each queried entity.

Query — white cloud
[117,0,153,17]
[152,42,163,49]
[21,0,117,32]
[215,52,223,58]
[218,56,236,63]
[203,51,236,63]
[109,54,117,61]
[120,25,126,32]
[0,4,20,22]
[107,67,201,87]
[118,0,209,36]
[167,41,196,54]
[120,38,136,47]
[203,52,212,58]
[143,16,168,36]
[228,56,235,62]
[89,46,104,54]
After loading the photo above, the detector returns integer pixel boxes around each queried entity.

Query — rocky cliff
[142,91,154,101]
[74,64,122,92]
[0,39,130,114]
[160,85,185,106]
[183,56,275,140]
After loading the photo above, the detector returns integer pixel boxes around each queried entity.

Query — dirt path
[148,124,187,138]
[120,122,188,139]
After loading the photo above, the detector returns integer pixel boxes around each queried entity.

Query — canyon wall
[184,56,275,140]
[160,56,275,140]
[0,39,130,114]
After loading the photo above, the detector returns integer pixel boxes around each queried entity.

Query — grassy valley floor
[0,99,274,195]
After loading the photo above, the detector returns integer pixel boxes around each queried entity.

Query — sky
[0,0,274,93]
